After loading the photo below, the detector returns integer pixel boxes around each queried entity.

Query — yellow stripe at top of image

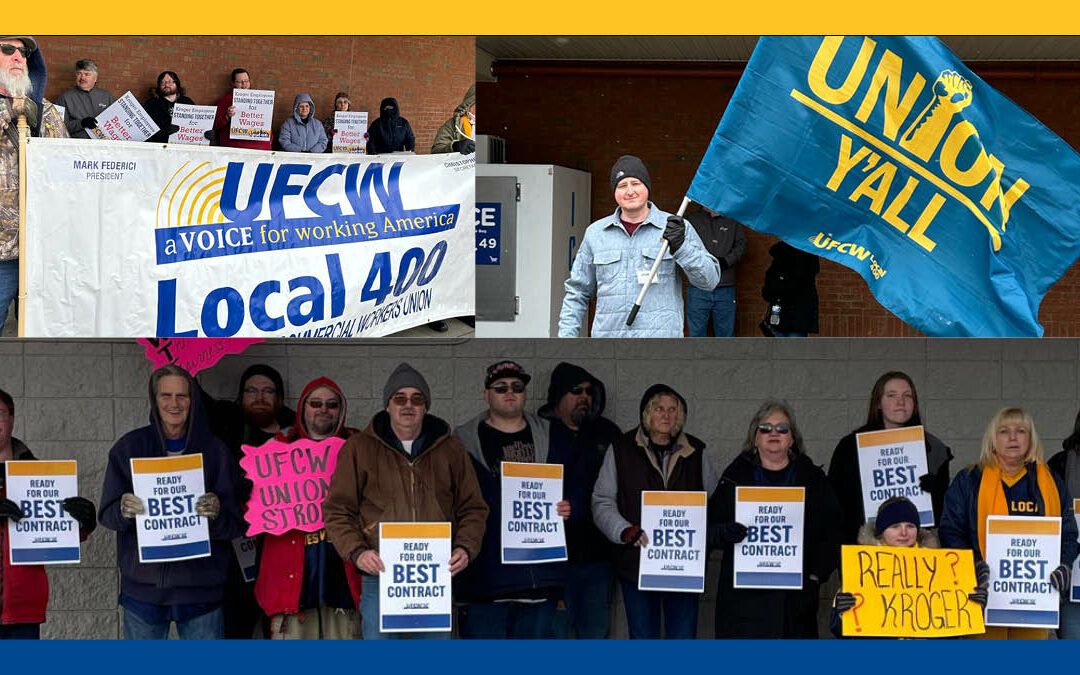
[502,462,563,479]
[737,486,805,503]
[986,516,1061,536]
[381,522,452,539]
[643,491,707,507]
[131,454,203,474]
[856,426,925,447]
[6,460,77,476]
[10,0,1080,33]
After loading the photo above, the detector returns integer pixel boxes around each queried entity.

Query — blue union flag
[688,36,1080,336]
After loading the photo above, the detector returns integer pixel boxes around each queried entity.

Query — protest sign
[733,486,804,589]
[232,536,258,582]
[475,202,500,265]
[500,462,566,564]
[136,337,263,375]
[231,89,274,141]
[1073,499,1080,603]
[379,522,452,632]
[841,545,984,637]
[25,141,474,337]
[238,437,345,536]
[169,103,217,145]
[52,104,65,121]
[130,454,210,563]
[638,491,706,592]
[333,111,368,153]
[5,460,80,564]
[985,515,1061,628]
[88,91,160,142]
[856,426,933,526]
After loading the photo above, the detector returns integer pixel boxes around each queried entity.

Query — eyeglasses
[307,399,340,410]
[569,384,592,396]
[757,423,791,434]
[490,382,526,394]
[391,393,427,407]
[0,44,29,59]
[243,386,278,397]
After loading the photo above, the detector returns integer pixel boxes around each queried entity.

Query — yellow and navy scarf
[976,461,1060,557]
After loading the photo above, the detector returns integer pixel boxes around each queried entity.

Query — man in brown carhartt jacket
[323,362,488,639]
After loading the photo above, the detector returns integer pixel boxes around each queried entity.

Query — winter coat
[761,241,820,334]
[98,370,246,606]
[431,85,474,153]
[558,203,721,337]
[366,97,414,154]
[323,412,488,565]
[453,411,566,601]
[254,377,361,616]
[1048,447,1080,513]
[213,91,273,150]
[278,94,327,153]
[0,440,48,624]
[143,93,195,144]
[685,210,746,287]
[827,425,952,545]
[54,86,115,139]
[711,452,842,638]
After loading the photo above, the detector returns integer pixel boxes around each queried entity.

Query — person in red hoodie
[0,388,97,639]
[212,68,273,150]
[255,377,361,639]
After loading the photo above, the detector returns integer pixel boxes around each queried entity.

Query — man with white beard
[0,36,66,334]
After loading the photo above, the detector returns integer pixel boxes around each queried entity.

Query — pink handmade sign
[239,436,346,536]
[137,338,263,376]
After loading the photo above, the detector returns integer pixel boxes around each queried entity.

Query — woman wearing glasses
[827,372,953,546]
[710,400,842,638]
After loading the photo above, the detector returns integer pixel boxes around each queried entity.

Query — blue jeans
[686,285,736,337]
[620,579,699,639]
[360,573,451,640]
[557,561,613,638]
[459,599,558,638]
[0,258,17,334]
[1058,599,1080,639]
[122,605,224,639]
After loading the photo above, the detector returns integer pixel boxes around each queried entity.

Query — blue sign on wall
[475,202,501,265]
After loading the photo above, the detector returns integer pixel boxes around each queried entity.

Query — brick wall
[3,338,1078,637]
[478,65,1080,336]
[37,36,475,153]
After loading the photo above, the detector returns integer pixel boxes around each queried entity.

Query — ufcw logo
[791,36,1029,253]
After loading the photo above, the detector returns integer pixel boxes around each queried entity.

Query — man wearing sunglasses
[454,361,569,638]
[54,58,115,139]
[0,36,67,336]
[255,377,361,639]
[325,362,488,639]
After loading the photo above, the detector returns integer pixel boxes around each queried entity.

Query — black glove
[0,498,24,521]
[662,215,686,254]
[968,587,988,607]
[918,473,935,493]
[61,497,97,534]
[203,129,215,141]
[718,521,748,544]
[167,124,180,135]
[834,591,857,613]
[81,116,98,129]
[451,139,475,155]
[975,559,990,588]
[1050,564,1071,593]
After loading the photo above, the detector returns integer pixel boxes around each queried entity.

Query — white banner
[88,91,160,142]
[333,111,368,154]
[500,461,566,564]
[231,88,274,141]
[733,486,805,589]
[25,140,475,336]
[5,460,80,565]
[379,522,452,633]
[169,103,217,146]
[637,491,706,593]
[856,426,934,527]
[130,454,211,563]
[985,515,1060,628]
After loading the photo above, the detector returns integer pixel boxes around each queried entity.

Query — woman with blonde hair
[939,407,1078,639]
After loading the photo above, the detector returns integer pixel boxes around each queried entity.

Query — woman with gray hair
[709,400,842,638]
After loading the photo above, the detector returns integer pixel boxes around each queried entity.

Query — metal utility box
[476,165,592,337]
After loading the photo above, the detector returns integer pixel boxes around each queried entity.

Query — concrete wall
[2,337,1078,637]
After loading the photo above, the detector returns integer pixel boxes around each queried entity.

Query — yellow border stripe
[1075,499,1080,513]
[643,491,707,507]
[987,517,1061,535]
[132,454,203,474]
[502,462,563,479]
[737,486,805,503]
[381,522,452,539]
[856,426,925,448]
[6,460,77,476]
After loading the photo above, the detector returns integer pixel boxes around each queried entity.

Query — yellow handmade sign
[841,545,986,638]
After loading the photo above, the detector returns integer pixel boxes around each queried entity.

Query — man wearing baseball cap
[558,154,720,338]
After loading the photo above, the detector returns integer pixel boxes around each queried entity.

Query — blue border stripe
[735,571,803,587]
[11,547,80,563]
[1072,587,1080,602]
[381,614,451,630]
[639,575,704,591]
[503,546,567,562]
[986,609,1059,626]
[140,540,211,560]
[918,511,934,527]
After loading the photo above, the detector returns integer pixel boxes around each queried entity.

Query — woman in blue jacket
[279,93,327,153]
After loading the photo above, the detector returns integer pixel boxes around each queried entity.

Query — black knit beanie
[610,155,651,194]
